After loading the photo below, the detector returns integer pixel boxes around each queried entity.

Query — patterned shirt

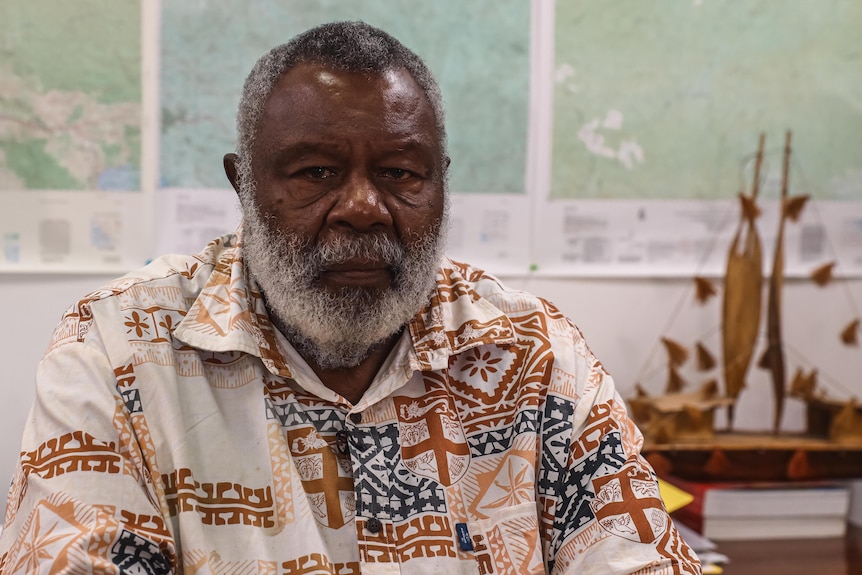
[0,233,700,575]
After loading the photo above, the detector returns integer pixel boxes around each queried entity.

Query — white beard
[239,188,446,370]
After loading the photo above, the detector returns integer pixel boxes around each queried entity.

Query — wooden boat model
[629,132,862,480]
[790,368,862,446]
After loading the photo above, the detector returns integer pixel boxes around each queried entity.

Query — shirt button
[350,413,362,424]
[366,517,382,534]
[334,430,349,455]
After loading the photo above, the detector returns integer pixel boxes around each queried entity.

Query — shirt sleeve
[0,319,177,574]
[541,329,702,575]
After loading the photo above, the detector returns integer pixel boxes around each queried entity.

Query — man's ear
[223,153,241,195]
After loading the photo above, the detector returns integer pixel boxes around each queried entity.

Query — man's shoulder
[440,258,574,332]
[437,258,600,375]
[441,258,565,314]
[47,235,237,352]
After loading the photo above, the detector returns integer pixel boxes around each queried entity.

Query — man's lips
[320,262,393,286]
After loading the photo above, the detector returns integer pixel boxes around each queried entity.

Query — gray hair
[234,21,447,187]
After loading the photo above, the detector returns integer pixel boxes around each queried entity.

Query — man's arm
[540,327,701,575]
[0,322,176,574]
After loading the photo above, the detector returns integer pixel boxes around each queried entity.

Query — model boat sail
[721,133,765,430]
[629,131,862,448]
[758,131,800,434]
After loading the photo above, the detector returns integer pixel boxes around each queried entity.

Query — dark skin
[224,63,447,404]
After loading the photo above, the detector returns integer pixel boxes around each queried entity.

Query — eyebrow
[262,137,435,164]
[258,141,344,168]
[379,138,436,155]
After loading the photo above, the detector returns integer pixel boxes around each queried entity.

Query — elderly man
[0,22,699,575]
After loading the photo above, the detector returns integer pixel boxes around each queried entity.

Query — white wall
[3,272,861,514]
[1,275,117,513]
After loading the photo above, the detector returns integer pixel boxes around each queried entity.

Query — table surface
[715,525,862,575]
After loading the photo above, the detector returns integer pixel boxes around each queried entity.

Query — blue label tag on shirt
[455,523,473,551]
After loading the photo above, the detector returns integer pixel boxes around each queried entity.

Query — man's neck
[268,308,404,405]
[303,332,401,405]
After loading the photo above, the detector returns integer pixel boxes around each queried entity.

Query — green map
[160,0,530,194]
[552,0,862,200]
[0,0,141,191]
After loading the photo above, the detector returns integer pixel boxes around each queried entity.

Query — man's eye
[380,168,412,181]
[303,167,336,179]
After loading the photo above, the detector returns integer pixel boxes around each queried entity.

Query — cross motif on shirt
[288,428,356,529]
[591,472,663,543]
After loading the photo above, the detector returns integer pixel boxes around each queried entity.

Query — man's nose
[327,172,393,232]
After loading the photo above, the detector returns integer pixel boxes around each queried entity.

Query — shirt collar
[406,260,516,371]
[172,232,291,377]
[173,232,515,377]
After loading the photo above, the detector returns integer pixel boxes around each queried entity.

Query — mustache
[304,232,407,268]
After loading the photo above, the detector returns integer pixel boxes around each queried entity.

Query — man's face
[228,63,447,369]
[253,62,444,291]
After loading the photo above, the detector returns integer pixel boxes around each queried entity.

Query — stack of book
[850,478,862,528]
[663,475,851,540]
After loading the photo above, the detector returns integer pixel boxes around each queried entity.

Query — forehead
[254,62,439,152]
